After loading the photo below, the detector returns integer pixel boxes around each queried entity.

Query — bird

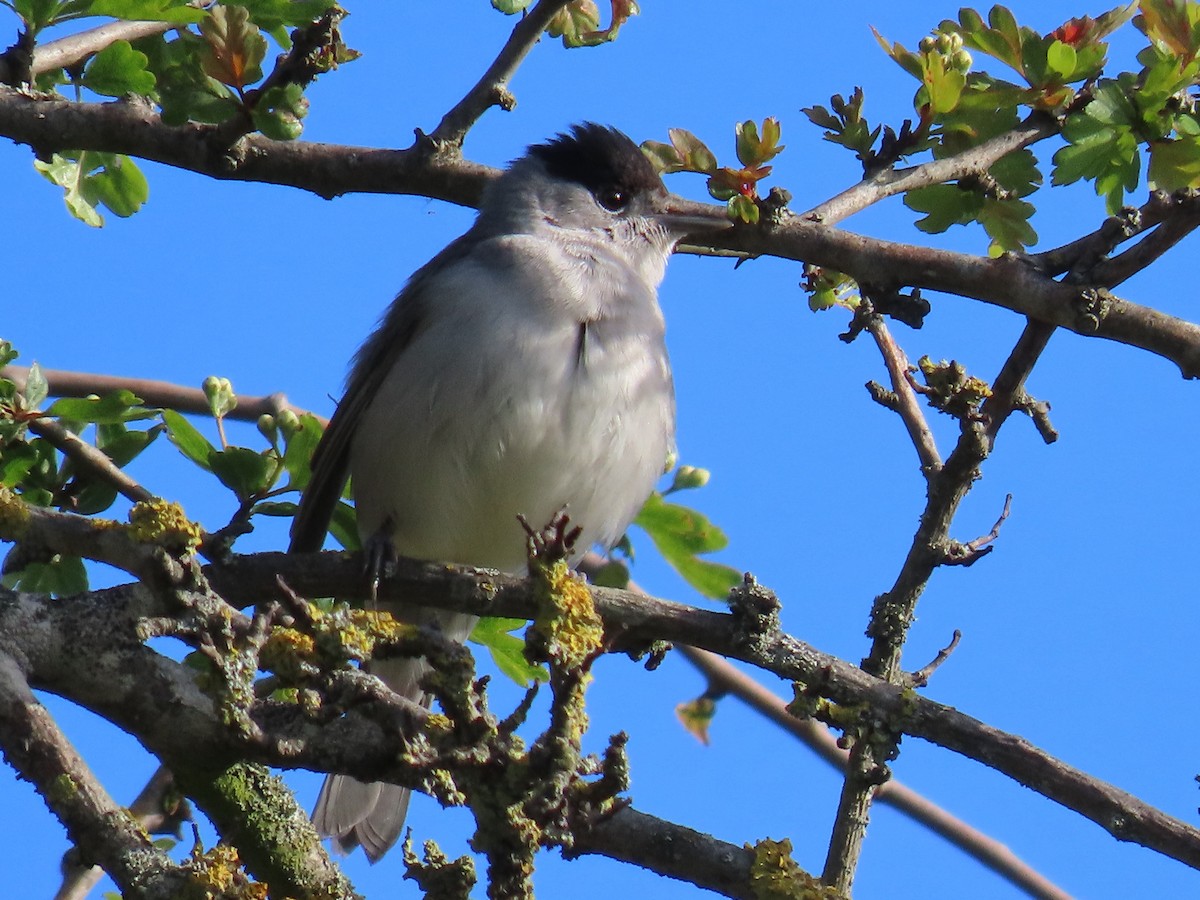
[289,122,729,862]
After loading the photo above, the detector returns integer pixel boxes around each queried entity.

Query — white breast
[349,230,676,573]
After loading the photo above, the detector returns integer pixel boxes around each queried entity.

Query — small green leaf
[1044,39,1077,79]
[2,553,88,597]
[47,390,154,424]
[209,446,277,500]
[86,0,206,24]
[82,40,156,97]
[280,412,323,490]
[329,499,360,551]
[81,154,149,218]
[470,617,548,685]
[35,154,102,227]
[634,493,741,599]
[492,0,533,12]
[162,409,216,470]
[23,362,48,409]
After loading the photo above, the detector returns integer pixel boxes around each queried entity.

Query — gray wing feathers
[312,775,413,864]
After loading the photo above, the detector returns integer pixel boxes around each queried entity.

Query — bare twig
[864,314,942,474]
[427,0,575,149]
[907,630,962,689]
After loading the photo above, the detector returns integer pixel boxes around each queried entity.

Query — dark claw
[364,527,398,604]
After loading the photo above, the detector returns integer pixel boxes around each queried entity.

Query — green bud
[202,376,237,418]
[919,35,936,53]
[952,49,972,72]
[276,408,300,438]
[671,465,711,491]
[256,413,277,443]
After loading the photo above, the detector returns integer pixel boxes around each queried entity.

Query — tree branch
[2,365,317,423]
[805,113,1058,226]
[0,651,190,900]
[4,86,1200,375]
[427,0,574,149]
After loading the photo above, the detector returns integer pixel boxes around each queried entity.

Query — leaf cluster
[642,119,783,223]
[796,2,1200,252]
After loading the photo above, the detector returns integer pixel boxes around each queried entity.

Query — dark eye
[595,186,628,212]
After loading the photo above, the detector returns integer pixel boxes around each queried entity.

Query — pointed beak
[652,194,734,240]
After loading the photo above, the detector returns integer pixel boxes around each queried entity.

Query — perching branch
[5,84,1200,374]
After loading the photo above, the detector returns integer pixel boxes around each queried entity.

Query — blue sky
[4,2,1200,898]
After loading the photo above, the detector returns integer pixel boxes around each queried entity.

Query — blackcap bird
[290,122,729,861]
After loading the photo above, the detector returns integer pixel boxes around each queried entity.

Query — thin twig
[805,114,1057,226]
[864,314,942,474]
[427,0,575,149]
[28,415,154,505]
[2,365,321,424]
[31,19,177,76]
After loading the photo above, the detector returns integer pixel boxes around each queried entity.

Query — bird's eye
[596,186,628,212]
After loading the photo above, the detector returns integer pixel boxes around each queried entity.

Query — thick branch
[4,86,1200,375]
[202,551,1200,873]
[0,651,189,900]
[0,85,493,203]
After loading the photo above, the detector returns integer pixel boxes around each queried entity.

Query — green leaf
[82,40,156,97]
[47,390,155,424]
[492,0,533,12]
[251,83,308,140]
[904,183,982,233]
[252,500,298,517]
[469,617,548,685]
[280,412,323,490]
[97,422,163,467]
[34,154,102,227]
[634,493,741,600]
[979,196,1037,251]
[329,499,359,551]
[23,362,48,409]
[1148,137,1200,191]
[2,553,88,597]
[82,153,148,218]
[209,446,277,500]
[200,4,268,89]
[86,0,206,24]
[1044,39,1077,79]
[161,409,216,470]
[234,0,336,35]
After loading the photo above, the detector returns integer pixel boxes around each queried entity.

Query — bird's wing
[288,233,477,553]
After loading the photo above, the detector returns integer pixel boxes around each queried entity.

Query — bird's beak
[653,194,735,239]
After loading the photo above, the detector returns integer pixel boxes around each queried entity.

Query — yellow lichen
[0,485,30,539]
[127,499,202,554]
[531,558,604,670]
[186,842,268,899]
[748,838,842,900]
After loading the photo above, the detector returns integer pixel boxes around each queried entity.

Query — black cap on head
[527,123,665,201]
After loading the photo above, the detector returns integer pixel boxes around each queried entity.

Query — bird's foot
[518,507,582,566]
[363,524,398,605]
